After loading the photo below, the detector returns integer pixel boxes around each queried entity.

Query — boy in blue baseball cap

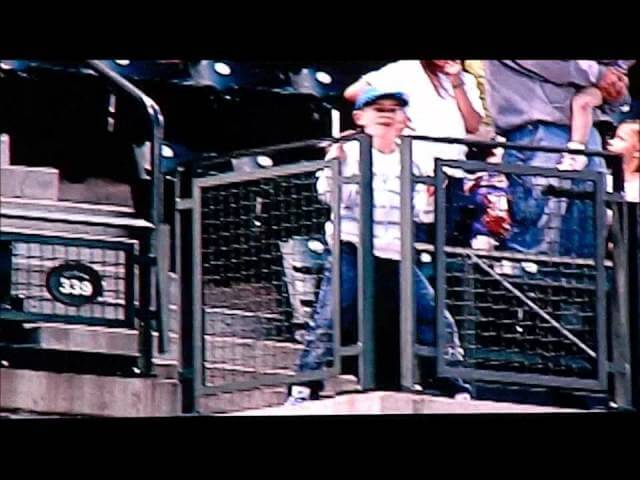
[285,87,472,405]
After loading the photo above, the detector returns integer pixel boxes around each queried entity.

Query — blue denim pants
[297,242,464,390]
[502,122,606,257]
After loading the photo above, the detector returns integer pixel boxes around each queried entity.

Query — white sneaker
[284,386,311,406]
[557,153,588,171]
[558,143,588,171]
[453,392,472,401]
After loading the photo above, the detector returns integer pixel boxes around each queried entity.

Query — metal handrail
[192,131,625,193]
[84,60,169,357]
[194,131,621,164]
[85,60,165,226]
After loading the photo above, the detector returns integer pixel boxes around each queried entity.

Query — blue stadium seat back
[190,60,292,91]
[286,61,388,100]
[104,60,194,84]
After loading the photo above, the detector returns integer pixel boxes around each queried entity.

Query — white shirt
[361,60,484,165]
[316,141,434,260]
[624,179,639,203]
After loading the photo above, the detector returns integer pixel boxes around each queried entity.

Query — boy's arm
[316,141,359,206]
[412,183,436,224]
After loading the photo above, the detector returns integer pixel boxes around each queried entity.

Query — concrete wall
[0,368,180,417]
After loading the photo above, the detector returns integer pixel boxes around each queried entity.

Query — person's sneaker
[557,143,588,171]
[433,377,473,400]
[557,153,586,171]
[453,392,472,401]
[284,385,311,406]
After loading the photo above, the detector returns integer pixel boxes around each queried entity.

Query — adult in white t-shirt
[344,60,485,167]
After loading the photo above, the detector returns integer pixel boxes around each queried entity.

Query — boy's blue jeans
[501,122,606,257]
[296,242,464,391]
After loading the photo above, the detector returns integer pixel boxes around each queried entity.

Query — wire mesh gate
[399,135,631,406]
[178,137,377,413]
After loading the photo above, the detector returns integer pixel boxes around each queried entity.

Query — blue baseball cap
[354,87,409,110]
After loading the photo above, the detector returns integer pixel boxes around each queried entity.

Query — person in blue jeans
[294,242,467,394]
[285,87,472,405]
[484,61,631,257]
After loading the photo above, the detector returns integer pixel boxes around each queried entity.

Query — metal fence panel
[431,158,608,391]
[0,232,137,329]
[190,160,346,410]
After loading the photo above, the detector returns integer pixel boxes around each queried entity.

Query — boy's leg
[413,265,472,397]
[286,258,333,403]
[287,243,358,403]
[372,258,402,390]
[337,243,360,379]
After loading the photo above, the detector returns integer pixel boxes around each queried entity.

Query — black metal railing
[398,134,632,409]
[85,60,165,225]
[179,132,637,412]
[85,60,170,354]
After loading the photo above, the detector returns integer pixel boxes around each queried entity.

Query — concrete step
[0,196,136,218]
[153,358,180,380]
[197,386,288,414]
[203,307,285,340]
[323,374,361,397]
[196,374,361,415]
[0,409,85,418]
[0,220,140,242]
[14,323,180,360]
[21,323,138,355]
[0,165,59,201]
[204,335,303,370]
[0,176,149,246]
[0,367,181,417]
[0,210,150,240]
[203,362,295,387]
[227,391,582,415]
[58,178,133,208]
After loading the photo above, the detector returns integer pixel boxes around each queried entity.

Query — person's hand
[325,129,358,160]
[483,209,512,238]
[325,142,346,161]
[598,67,629,103]
[338,129,359,138]
[441,60,463,77]
[486,145,505,165]
[479,189,511,238]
